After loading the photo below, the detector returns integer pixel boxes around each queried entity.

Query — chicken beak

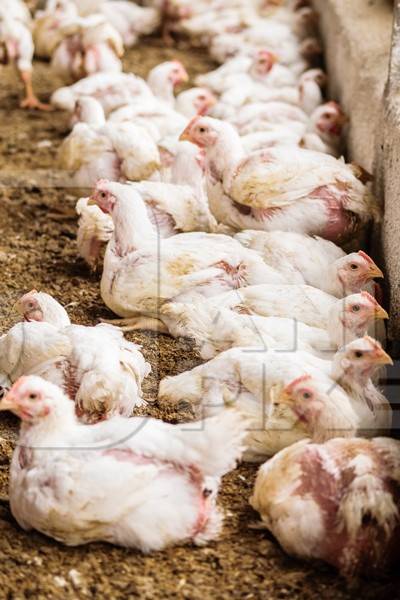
[368,264,384,279]
[0,391,17,412]
[179,127,191,142]
[87,196,97,206]
[374,348,393,366]
[270,383,288,405]
[375,305,389,320]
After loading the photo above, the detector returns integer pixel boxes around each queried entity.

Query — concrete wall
[312,0,400,341]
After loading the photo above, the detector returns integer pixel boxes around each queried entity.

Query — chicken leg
[19,70,52,111]
[100,316,169,334]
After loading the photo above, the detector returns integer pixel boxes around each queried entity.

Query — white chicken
[158,346,361,461]
[180,116,379,242]
[0,4,49,109]
[235,231,383,298]
[59,98,160,186]
[51,60,188,114]
[33,0,79,59]
[250,436,400,579]
[71,0,161,47]
[108,88,216,148]
[51,14,124,83]
[89,179,286,332]
[159,292,388,360]
[147,60,189,106]
[75,179,216,268]
[3,290,152,423]
[239,101,347,158]
[2,376,246,551]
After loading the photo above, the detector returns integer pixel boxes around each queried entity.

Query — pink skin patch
[309,184,358,241]
[103,449,211,538]
[213,260,248,289]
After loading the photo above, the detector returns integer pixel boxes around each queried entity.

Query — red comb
[360,291,380,306]
[285,374,312,393]
[357,250,375,265]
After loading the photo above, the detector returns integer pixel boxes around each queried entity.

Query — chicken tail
[179,409,249,478]
[337,466,399,578]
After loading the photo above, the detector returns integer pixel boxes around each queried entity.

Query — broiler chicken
[33,0,79,59]
[158,346,361,461]
[250,436,400,579]
[51,60,188,114]
[76,179,216,268]
[180,116,379,242]
[240,101,346,158]
[2,291,151,423]
[89,179,287,332]
[0,3,50,110]
[159,291,388,360]
[235,230,383,297]
[71,0,161,47]
[2,376,246,551]
[59,97,160,186]
[51,14,124,83]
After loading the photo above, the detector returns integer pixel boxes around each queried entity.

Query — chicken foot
[19,70,52,111]
[100,316,169,334]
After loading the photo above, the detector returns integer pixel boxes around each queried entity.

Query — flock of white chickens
[1,0,399,584]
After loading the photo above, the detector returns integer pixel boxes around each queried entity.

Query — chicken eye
[350,263,359,270]
[100,191,107,199]
[29,393,38,400]
[198,95,206,101]
[302,391,312,400]
[199,127,206,133]
[354,351,364,359]
[352,305,361,312]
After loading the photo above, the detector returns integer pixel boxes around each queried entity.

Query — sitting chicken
[51,14,124,83]
[51,71,153,114]
[147,60,189,106]
[2,376,246,551]
[108,88,216,147]
[240,101,346,158]
[71,0,161,47]
[158,347,360,461]
[89,179,286,332]
[33,0,79,59]
[59,98,160,186]
[0,5,49,109]
[76,179,216,268]
[232,101,309,137]
[235,231,383,298]
[6,291,151,423]
[159,291,388,360]
[180,116,379,242]
[329,336,392,437]
[51,60,187,116]
[250,437,400,579]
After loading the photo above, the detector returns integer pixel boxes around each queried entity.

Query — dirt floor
[0,37,399,600]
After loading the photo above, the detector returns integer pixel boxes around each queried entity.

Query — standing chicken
[180,116,379,241]
[250,437,400,579]
[2,376,246,551]
[0,2,49,109]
